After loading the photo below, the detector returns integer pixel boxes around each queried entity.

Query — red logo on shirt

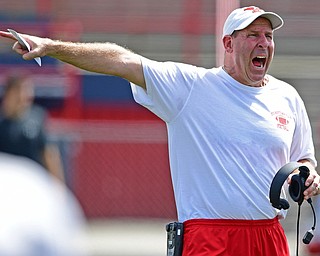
[272,111,291,131]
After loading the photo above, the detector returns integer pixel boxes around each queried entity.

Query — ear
[223,35,233,53]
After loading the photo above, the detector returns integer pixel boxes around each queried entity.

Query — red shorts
[182,217,289,256]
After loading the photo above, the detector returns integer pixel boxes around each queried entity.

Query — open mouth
[252,56,266,68]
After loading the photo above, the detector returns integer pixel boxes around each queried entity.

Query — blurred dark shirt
[0,105,47,165]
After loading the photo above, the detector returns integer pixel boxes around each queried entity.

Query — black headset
[269,162,309,210]
[269,162,316,249]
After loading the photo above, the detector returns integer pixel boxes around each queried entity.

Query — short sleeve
[131,58,199,122]
[290,96,317,167]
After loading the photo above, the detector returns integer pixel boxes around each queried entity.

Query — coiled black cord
[295,198,316,256]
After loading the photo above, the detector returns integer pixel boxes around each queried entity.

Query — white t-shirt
[131,58,317,222]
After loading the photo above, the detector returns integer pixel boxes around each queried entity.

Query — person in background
[0,73,65,182]
[0,152,87,256]
[0,6,319,255]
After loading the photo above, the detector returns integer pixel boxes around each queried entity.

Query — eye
[248,33,258,38]
[266,34,273,40]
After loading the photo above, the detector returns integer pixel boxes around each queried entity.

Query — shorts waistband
[184,217,279,227]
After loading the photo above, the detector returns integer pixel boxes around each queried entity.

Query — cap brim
[260,12,284,30]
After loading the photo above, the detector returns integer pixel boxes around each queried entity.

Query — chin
[251,69,267,79]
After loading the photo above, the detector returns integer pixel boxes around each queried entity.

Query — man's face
[225,17,274,87]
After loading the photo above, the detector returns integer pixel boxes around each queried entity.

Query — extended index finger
[0,31,16,41]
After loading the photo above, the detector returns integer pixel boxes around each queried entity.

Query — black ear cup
[289,174,304,204]
[289,166,310,205]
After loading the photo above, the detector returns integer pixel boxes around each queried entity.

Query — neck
[222,66,268,87]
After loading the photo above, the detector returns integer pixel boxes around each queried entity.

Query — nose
[258,35,270,48]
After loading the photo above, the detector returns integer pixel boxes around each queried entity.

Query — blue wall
[81,74,134,103]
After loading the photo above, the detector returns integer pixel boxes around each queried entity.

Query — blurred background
[0,0,319,255]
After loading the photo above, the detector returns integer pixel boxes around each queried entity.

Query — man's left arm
[43,143,65,183]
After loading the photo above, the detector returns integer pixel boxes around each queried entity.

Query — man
[1,6,319,255]
[0,74,65,182]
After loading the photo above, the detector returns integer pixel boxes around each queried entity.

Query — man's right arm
[0,32,146,89]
